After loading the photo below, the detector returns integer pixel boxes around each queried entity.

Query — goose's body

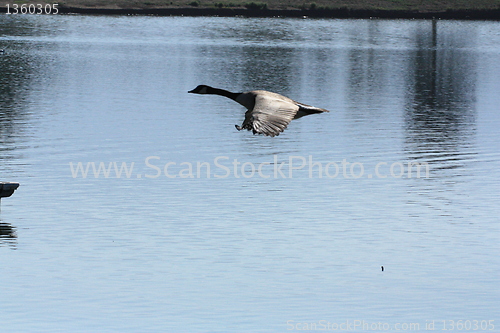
[188,85,329,137]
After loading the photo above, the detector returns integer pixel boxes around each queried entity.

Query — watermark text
[69,155,430,179]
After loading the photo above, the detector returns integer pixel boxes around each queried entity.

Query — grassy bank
[1,0,500,18]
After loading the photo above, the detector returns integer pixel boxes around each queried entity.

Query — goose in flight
[188,85,329,137]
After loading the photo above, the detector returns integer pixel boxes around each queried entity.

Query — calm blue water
[1,14,499,332]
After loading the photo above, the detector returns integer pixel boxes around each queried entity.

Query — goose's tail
[294,103,329,119]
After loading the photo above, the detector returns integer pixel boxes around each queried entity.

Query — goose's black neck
[208,87,241,101]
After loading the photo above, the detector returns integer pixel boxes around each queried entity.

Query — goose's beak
[188,89,195,93]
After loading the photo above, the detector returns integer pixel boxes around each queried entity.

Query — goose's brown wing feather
[250,94,299,137]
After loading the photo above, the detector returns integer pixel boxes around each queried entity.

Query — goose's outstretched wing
[249,94,299,137]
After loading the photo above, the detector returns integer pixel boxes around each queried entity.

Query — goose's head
[188,85,211,94]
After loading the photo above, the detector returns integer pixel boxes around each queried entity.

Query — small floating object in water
[0,182,20,199]
[381,266,384,272]
[0,50,4,53]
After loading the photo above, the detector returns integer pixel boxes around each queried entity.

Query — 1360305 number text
[6,4,59,14]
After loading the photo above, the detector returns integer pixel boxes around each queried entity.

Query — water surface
[1,15,499,332]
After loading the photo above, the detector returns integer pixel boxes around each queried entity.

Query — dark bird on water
[188,85,329,137]
[381,266,384,272]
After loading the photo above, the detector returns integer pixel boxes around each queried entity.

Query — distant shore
[1,1,499,20]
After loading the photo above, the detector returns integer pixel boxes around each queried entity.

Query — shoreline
[1,5,499,20]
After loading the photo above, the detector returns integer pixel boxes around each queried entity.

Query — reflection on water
[0,221,16,249]
[404,20,477,173]
[0,44,32,163]
[401,21,481,219]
